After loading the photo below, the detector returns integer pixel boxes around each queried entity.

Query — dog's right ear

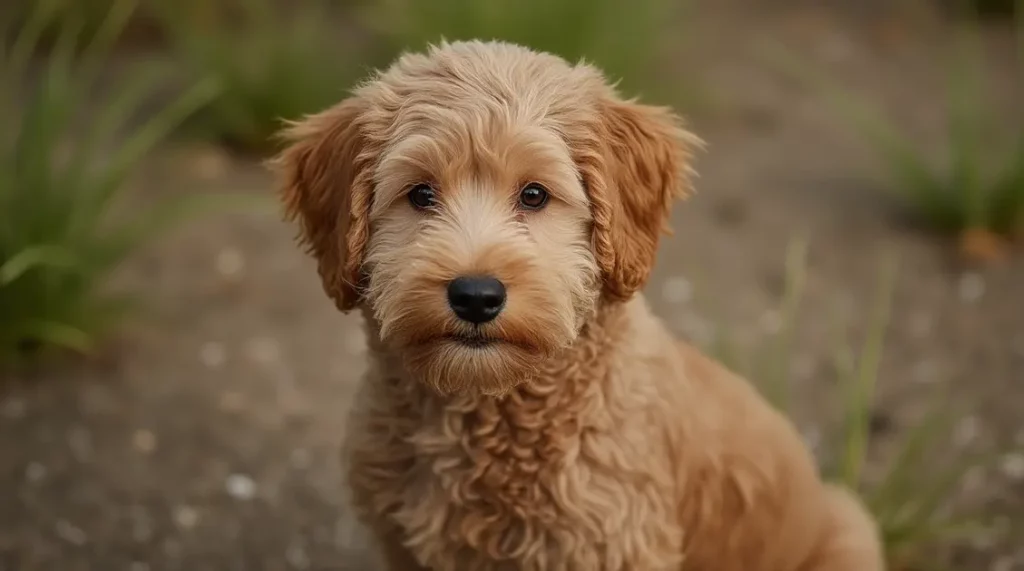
[270,96,372,312]
[579,91,700,302]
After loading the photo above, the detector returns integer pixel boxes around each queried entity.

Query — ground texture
[1,1,1022,570]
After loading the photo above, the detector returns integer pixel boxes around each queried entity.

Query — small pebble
[80,385,118,416]
[225,473,257,500]
[953,416,980,447]
[290,448,311,470]
[868,410,894,435]
[55,520,87,546]
[130,563,151,571]
[911,360,941,384]
[678,315,713,346]
[25,462,47,483]
[961,465,986,494]
[162,538,182,558]
[908,312,933,340]
[0,397,26,420]
[957,272,985,304]
[173,505,200,530]
[791,354,816,383]
[131,512,153,543]
[215,247,245,278]
[199,341,227,369]
[970,528,998,551]
[67,426,93,462]
[758,309,783,335]
[190,146,231,180]
[132,430,158,454]
[246,336,281,365]
[989,556,1014,571]
[992,514,1012,535]
[660,276,693,305]
[286,541,310,569]
[999,452,1024,482]
[218,391,245,412]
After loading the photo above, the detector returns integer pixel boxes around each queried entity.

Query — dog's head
[272,41,698,395]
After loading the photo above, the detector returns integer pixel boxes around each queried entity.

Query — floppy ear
[581,94,699,301]
[269,97,373,312]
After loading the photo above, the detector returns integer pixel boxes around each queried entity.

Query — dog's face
[273,41,698,395]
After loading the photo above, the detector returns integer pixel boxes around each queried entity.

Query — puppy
[272,40,885,571]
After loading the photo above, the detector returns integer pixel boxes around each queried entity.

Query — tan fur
[272,40,885,571]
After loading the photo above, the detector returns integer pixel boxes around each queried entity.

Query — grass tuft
[703,239,1007,569]
[155,0,373,154]
[765,7,1024,256]
[0,0,237,363]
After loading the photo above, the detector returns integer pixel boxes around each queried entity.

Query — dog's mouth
[409,328,542,354]
[443,333,499,348]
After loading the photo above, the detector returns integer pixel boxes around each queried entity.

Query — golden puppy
[272,40,885,571]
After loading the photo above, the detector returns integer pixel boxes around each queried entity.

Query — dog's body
[273,40,884,570]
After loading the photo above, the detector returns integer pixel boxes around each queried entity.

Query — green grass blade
[887,517,988,546]
[12,26,82,228]
[0,245,81,285]
[43,7,83,92]
[885,450,1001,544]
[763,235,809,412]
[823,303,856,484]
[989,125,1024,235]
[867,392,961,517]
[946,18,988,228]
[75,0,139,89]
[64,63,177,222]
[884,516,986,571]
[6,0,60,80]
[763,44,952,226]
[12,320,94,353]
[837,252,898,487]
[79,77,223,228]
[991,162,1024,235]
[1015,0,1024,74]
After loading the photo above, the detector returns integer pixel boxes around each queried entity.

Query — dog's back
[671,340,884,571]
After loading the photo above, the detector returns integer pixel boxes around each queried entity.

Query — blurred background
[1,0,1022,569]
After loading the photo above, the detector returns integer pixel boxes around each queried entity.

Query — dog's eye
[518,183,549,210]
[408,184,437,210]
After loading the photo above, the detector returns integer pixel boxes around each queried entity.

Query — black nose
[447,276,506,324]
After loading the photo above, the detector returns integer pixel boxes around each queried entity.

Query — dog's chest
[345,373,684,570]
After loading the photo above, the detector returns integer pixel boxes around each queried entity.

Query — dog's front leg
[798,486,886,571]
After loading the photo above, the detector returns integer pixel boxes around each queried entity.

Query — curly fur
[271,40,885,571]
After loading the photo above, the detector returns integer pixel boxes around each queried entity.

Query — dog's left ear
[580,93,699,301]
[269,96,373,312]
